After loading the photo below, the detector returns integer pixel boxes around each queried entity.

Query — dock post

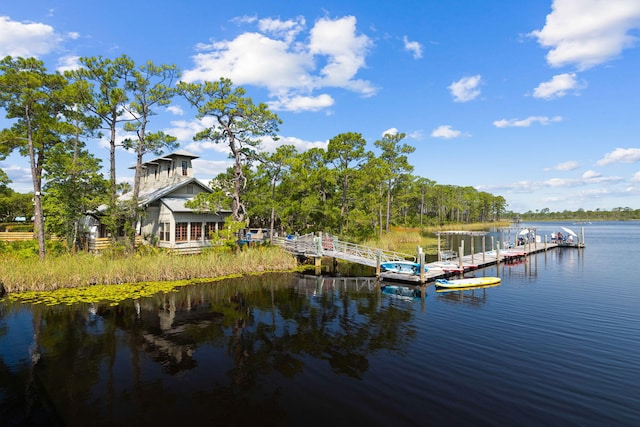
[314,256,322,275]
[437,234,442,261]
[376,249,381,278]
[471,235,475,265]
[419,251,425,284]
[482,235,486,263]
[458,245,464,269]
[496,242,501,266]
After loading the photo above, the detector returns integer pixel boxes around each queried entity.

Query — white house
[86,150,231,253]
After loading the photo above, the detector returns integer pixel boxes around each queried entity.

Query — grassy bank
[0,245,299,294]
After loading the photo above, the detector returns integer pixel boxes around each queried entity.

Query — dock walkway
[273,232,581,284]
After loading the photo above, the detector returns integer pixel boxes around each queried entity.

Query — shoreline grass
[0,246,300,294]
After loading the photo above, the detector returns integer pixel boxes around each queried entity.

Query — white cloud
[257,16,305,43]
[382,128,399,137]
[166,117,221,151]
[56,55,81,73]
[533,73,586,99]
[268,93,334,112]
[448,75,482,102]
[582,170,601,179]
[192,159,233,180]
[546,160,579,171]
[493,115,563,128]
[0,16,63,57]
[183,15,375,112]
[631,171,640,182]
[185,32,314,89]
[260,135,328,153]
[0,160,32,192]
[403,36,423,59]
[407,130,424,140]
[596,147,640,165]
[308,16,375,94]
[581,170,623,184]
[431,125,462,139]
[166,105,184,116]
[529,0,640,70]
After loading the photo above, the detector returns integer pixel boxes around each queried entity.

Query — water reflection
[435,284,498,306]
[0,273,418,426]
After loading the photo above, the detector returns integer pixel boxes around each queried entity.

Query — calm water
[1,222,639,426]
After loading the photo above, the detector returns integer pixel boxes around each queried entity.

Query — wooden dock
[380,242,558,283]
[273,231,585,285]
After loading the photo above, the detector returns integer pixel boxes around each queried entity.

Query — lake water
[1,221,639,426]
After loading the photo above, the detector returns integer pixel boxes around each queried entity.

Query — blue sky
[1,0,640,213]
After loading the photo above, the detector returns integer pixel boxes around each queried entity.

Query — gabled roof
[119,177,211,207]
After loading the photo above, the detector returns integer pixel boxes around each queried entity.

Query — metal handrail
[273,232,414,266]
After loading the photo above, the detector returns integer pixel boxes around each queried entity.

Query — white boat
[435,276,501,289]
[428,261,465,273]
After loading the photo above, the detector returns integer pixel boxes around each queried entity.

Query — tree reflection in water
[0,273,417,426]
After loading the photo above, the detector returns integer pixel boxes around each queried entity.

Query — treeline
[0,54,507,256]
[515,207,640,222]
[192,133,508,242]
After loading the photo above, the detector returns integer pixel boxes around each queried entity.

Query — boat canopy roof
[435,231,488,236]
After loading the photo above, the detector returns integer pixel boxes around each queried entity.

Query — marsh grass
[0,246,299,294]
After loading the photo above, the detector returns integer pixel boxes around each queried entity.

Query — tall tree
[178,77,281,221]
[257,145,297,239]
[325,132,369,234]
[121,61,179,248]
[0,56,71,258]
[43,82,106,249]
[68,55,135,237]
[374,131,415,232]
[279,147,338,233]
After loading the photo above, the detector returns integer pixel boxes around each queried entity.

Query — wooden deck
[273,232,585,284]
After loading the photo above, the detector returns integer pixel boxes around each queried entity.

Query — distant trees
[0,188,33,224]
[515,207,640,222]
[219,129,508,241]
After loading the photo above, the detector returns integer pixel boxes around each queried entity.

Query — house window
[191,222,202,240]
[175,223,188,242]
[159,223,170,241]
[205,222,217,240]
[181,161,188,176]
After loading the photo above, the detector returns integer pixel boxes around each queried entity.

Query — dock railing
[273,232,413,267]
